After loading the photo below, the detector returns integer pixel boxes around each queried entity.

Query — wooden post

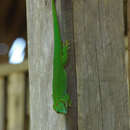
[26,0,67,130]
[7,73,25,130]
[74,0,129,129]
[0,77,5,130]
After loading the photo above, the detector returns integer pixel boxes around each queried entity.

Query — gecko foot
[53,102,67,114]
[63,40,70,50]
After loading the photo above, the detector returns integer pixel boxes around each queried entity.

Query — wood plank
[7,73,25,130]
[73,1,102,129]
[0,77,5,130]
[74,0,129,129]
[26,0,67,130]
[0,59,28,76]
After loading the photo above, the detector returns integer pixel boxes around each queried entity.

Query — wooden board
[7,73,25,130]
[0,59,28,76]
[26,0,67,130]
[73,0,129,129]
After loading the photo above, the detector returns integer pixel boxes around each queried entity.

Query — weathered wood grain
[7,73,25,130]
[26,0,67,130]
[0,77,5,130]
[73,1,102,129]
[74,0,129,129]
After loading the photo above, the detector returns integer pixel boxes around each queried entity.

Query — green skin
[52,0,71,114]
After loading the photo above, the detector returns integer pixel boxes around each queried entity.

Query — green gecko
[52,0,71,114]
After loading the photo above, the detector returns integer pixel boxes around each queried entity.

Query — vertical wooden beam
[0,77,5,130]
[7,73,25,130]
[74,0,129,129]
[73,1,102,129]
[26,0,67,130]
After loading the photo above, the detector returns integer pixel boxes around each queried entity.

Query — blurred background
[0,0,29,130]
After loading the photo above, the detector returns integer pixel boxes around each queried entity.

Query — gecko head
[53,102,67,114]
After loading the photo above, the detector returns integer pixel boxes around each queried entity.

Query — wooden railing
[0,59,29,130]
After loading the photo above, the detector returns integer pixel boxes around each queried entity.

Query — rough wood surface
[74,0,129,129]
[0,77,5,130]
[26,0,67,130]
[7,73,25,130]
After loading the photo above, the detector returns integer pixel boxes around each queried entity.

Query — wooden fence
[0,59,29,130]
